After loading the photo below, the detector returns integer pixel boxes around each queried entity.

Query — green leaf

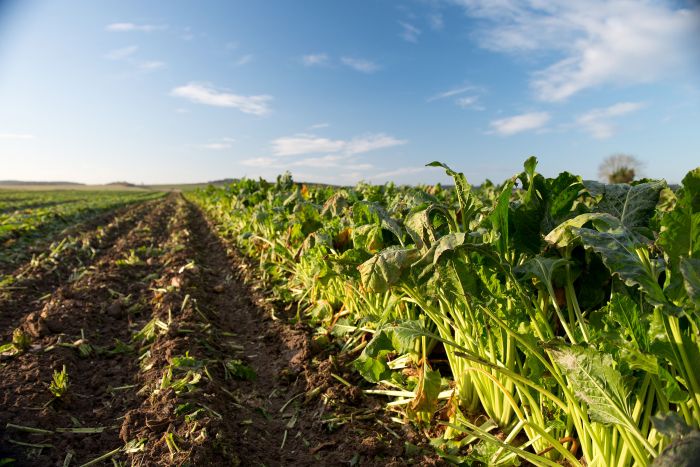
[591,180,666,233]
[658,168,700,303]
[488,179,513,255]
[551,345,632,426]
[652,412,695,438]
[358,247,420,293]
[404,203,454,249]
[354,331,394,383]
[390,320,426,354]
[426,161,481,228]
[575,227,670,307]
[544,212,621,248]
[680,257,700,306]
[516,256,568,298]
[352,224,384,253]
[651,431,700,467]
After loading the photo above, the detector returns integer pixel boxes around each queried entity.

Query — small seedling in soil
[0,328,31,356]
[49,365,70,398]
[224,359,256,381]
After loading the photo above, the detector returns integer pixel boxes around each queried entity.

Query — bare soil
[0,194,444,466]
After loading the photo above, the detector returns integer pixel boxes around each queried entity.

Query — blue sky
[0,0,698,185]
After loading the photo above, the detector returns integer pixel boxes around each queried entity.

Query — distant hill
[0,180,84,186]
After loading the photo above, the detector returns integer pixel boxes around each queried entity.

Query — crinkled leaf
[651,431,700,467]
[652,412,695,439]
[575,227,671,308]
[404,204,453,250]
[545,212,621,248]
[426,161,481,228]
[551,345,632,426]
[591,180,666,234]
[680,257,700,306]
[516,256,568,298]
[390,320,427,354]
[407,365,441,417]
[352,224,384,253]
[352,201,404,245]
[658,168,700,302]
[358,247,420,293]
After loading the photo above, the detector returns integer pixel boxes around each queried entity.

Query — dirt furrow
[0,195,180,465]
[0,196,163,339]
[117,199,438,466]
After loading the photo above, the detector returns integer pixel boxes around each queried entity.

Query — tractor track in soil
[0,194,443,466]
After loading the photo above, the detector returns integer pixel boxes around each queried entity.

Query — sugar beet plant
[189,159,700,466]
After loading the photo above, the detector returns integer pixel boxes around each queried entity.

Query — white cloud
[450,0,700,101]
[399,21,421,43]
[368,166,437,180]
[234,54,254,66]
[429,13,444,30]
[271,133,406,156]
[105,22,166,32]
[291,155,373,170]
[308,123,330,130]
[345,134,407,154]
[427,85,478,102]
[490,112,550,135]
[576,101,645,139]
[271,136,346,156]
[171,82,273,116]
[202,142,233,150]
[138,60,165,71]
[341,57,380,73]
[455,96,480,109]
[241,157,278,167]
[0,133,34,140]
[302,53,329,66]
[105,45,139,60]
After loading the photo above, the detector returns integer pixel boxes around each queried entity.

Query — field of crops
[189,158,700,466]
[0,159,699,466]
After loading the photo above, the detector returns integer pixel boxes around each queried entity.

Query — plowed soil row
[0,195,441,466]
[0,196,165,339]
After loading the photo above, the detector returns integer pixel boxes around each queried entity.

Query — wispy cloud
[399,21,421,43]
[576,102,645,139]
[138,60,165,71]
[302,53,329,66]
[0,133,35,140]
[427,85,478,102]
[308,123,330,130]
[241,157,278,167]
[368,166,438,180]
[455,96,483,110]
[202,143,232,150]
[105,45,139,60]
[341,57,380,73]
[271,133,406,156]
[451,0,700,101]
[427,84,484,109]
[105,22,166,33]
[490,112,550,135]
[429,13,444,31]
[171,82,273,116]
[234,54,254,66]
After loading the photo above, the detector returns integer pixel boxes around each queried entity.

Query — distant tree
[598,153,641,183]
